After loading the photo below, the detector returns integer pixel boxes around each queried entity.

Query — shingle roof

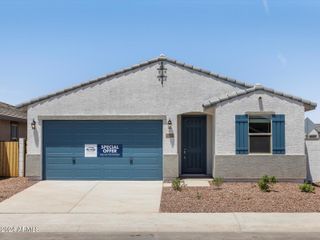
[0,102,26,120]
[315,124,320,133]
[202,84,317,111]
[16,55,254,108]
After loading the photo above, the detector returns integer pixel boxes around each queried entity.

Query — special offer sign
[84,144,123,158]
[98,144,123,157]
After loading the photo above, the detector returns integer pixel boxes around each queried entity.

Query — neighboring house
[315,124,320,136]
[17,55,317,181]
[305,118,320,182]
[305,117,320,139]
[0,102,27,141]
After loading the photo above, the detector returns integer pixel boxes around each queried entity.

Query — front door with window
[181,116,207,174]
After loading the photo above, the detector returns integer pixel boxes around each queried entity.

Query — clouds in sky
[262,0,270,14]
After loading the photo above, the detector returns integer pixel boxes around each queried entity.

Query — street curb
[0,213,320,233]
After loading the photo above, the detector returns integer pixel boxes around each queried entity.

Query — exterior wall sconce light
[167,119,172,129]
[31,119,36,130]
[166,118,174,138]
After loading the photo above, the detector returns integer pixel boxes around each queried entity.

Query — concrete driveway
[0,181,162,213]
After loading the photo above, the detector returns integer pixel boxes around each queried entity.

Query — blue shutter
[272,114,285,154]
[235,115,248,154]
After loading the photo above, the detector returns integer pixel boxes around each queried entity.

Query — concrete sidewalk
[1,213,320,233]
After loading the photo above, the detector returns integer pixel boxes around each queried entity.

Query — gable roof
[16,55,254,108]
[202,84,317,111]
[305,117,316,135]
[0,101,26,121]
[305,118,320,135]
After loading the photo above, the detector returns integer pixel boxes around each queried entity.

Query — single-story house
[0,102,27,141]
[17,55,317,181]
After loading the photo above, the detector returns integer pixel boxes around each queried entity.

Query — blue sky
[0,0,319,121]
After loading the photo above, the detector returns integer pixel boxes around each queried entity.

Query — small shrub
[299,183,315,193]
[261,175,269,183]
[196,191,202,200]
[258,179,270,192]
[212,177,224,189]
[269,176,277,184]
[258,175,277,192]
[171,178,184,191]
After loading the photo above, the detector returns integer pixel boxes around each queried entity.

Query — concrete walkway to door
[0,181,163,213]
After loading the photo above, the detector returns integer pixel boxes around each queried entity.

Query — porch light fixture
[157,61,167,86]
[31,119,36,130]
[167,119,172,129]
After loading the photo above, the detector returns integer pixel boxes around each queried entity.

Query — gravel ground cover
[160,182,320,212]
[0,177,38,202]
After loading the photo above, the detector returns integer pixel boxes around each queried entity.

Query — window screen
[250,136,271,153]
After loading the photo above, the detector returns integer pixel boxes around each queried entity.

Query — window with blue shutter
[272,114,285,154]
[235,115,249,154]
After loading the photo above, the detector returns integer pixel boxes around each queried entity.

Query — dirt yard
[0,177,38,202]
[160,182,320,212]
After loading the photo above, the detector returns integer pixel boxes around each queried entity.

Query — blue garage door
[43,120,163,180]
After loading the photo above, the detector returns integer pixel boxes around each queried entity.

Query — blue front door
[43,120,163,180]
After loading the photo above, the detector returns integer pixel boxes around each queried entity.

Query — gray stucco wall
[163,154,179,180]
[306,139,320,182]
[25,154,41,179]
[26,62,244,179]
[214,155,306,181]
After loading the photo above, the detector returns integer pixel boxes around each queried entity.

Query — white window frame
[248,115,272,155]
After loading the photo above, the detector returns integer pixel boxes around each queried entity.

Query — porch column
[18,138,25,177]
